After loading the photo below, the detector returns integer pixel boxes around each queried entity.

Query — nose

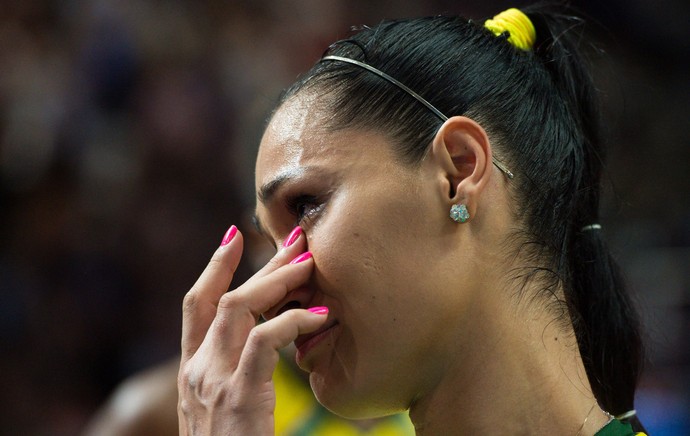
[261,286,316,321]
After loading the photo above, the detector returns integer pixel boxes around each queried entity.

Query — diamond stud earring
[449,204,470,223]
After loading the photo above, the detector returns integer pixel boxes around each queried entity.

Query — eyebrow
[253,168,304,245]
[257,164,321,205]
[257,173,293,205]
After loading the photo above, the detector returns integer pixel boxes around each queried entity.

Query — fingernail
[220,225,237,246]
[289,251,312,264]
[308,306,328,315]
[283,226,302,248]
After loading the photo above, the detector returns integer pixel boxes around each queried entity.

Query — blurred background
[0,0,687,434]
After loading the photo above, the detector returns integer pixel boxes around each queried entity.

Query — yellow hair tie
[484,8,536,51]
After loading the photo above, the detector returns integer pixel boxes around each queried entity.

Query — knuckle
[264,254,284,272]
[178,369,234,413]
[217,291,240,310]
[182,291,199,314]
[209,249,239,275]
[246,327,270,349]
[279,309,302,326]
[177,365,198,393]
[207,252,224,270]
[285,308,303,321]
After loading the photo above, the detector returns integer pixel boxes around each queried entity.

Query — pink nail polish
[220,225,237,246]
[308,306,328,315]
[283,226,302,248]
[289,251,312,264]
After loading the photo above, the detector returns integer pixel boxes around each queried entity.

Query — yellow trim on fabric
[274,359,316,434]
[273,358,415,435]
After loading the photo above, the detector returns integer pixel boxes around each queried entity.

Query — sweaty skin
[255,96,472,418]
[178,93,611,435]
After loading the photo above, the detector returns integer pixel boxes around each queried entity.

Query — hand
[177,226,328,435]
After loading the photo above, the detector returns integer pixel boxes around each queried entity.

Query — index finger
[181,226,244,363]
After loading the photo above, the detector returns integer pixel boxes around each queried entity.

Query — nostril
[276,300,301,316]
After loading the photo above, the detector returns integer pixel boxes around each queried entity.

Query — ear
[429,116,493,221]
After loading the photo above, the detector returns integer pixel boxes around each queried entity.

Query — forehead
[255,94,349,190]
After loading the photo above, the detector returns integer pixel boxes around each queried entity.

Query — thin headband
[321,55,515,179]
[580,224,602,232]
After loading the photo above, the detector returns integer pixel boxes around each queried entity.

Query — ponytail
[571,228,645,430]
[523,5,645,430]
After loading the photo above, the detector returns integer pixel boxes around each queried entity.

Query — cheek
[309,184,441,315]
[308,195,396,283]
[305,190,459,411]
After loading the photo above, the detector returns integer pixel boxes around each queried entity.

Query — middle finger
[206,250,315,360]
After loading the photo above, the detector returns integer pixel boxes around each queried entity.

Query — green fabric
[595,419,638,436]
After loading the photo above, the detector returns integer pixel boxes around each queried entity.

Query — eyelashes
[285,194,326,227]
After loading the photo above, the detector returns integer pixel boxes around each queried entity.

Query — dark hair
[277,4,644,430]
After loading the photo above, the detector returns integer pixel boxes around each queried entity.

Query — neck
[408,292,611,435]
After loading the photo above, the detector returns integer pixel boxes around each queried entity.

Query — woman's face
[254,95,479,418]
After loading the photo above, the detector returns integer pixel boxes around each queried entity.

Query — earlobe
[430,116,493,221]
